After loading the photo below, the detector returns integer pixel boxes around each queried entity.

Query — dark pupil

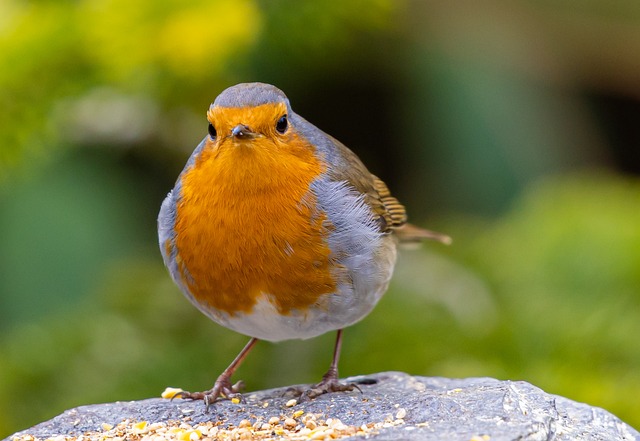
[276,115,288,134]
[208,123,217,139]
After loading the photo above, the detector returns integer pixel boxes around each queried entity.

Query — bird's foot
[288,368,361,401]
[303,377,360,401]
[175,377,245,410]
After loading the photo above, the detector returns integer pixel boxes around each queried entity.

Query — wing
[323,134,450,244]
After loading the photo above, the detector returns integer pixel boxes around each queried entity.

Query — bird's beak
[231,124,259,140]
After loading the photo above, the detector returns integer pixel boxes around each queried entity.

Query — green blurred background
[1,0,639,436]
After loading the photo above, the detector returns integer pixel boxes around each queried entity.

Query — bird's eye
[208,123,217,139]
[276,115,288,134]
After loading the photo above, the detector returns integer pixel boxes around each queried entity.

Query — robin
[158,82,450,406]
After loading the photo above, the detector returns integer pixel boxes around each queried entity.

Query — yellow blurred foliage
[77,0,261,82]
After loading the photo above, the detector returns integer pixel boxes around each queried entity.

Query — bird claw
[173,379,246,411]
[300,378,361,401]
[285,371,361,402]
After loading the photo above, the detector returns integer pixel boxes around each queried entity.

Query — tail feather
[394,223,452,245]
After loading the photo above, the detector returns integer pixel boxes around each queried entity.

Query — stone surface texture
[7,372,639,441]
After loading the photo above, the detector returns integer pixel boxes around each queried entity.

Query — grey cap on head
[212,82,290,109]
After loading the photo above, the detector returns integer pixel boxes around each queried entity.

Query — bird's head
[205,82,294,150]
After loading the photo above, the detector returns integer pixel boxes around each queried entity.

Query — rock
[7,372,639,441]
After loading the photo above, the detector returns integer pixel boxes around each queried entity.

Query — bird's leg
[176,337,259,410]
[302,329,359,400]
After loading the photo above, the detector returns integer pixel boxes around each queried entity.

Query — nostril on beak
[232,124,252,139]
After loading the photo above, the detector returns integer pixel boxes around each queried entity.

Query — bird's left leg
[302,329,359,400]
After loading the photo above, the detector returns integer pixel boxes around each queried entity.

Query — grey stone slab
[7,372,639,440]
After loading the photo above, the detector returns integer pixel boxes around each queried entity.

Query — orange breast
[174,134,336,316]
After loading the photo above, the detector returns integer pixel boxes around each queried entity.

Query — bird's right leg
[176,337,259,410]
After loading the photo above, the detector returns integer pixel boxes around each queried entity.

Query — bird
[158,82,450,407]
